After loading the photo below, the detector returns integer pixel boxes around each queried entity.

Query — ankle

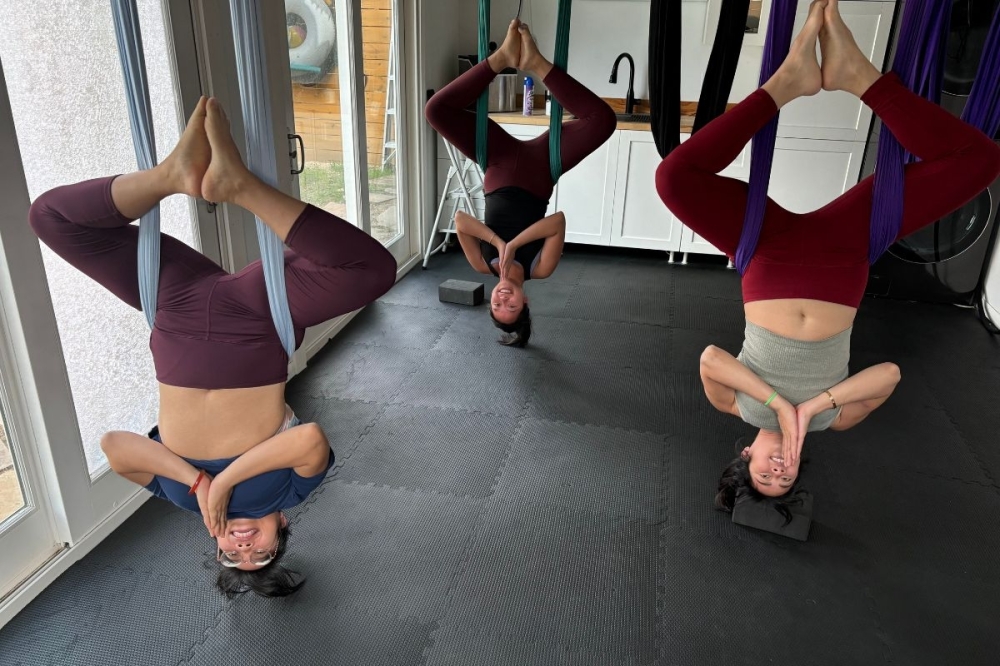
[761,73,797,109]
[845,63,881,98]
[487,51,513,74]
[528,57,553,81]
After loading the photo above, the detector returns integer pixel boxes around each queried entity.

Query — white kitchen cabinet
[677,137,864,256]
[778,1,895,142]
[768,138,866,213]
[554,132,620,245]
[610,131,683,251]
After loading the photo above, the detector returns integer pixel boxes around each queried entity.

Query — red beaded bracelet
[188,470,205,496]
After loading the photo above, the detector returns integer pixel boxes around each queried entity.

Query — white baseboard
[0,489,149,629]
[984,292,1000,328]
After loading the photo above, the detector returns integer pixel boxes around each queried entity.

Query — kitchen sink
[615,113,651,123]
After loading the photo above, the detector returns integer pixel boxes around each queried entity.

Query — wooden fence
[292,0,394,168]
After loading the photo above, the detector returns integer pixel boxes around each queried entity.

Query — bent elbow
[884,362,901,386]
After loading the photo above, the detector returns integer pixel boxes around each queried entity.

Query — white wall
[454,0,766,103]
[985,254,1000,326]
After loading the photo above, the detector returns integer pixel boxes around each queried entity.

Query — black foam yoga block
[439,279,484,306]
[732,489,814,542]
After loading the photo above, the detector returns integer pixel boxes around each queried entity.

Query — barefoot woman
[425,20,615,346]
[29,97,397,596]
[656,1,1000,507]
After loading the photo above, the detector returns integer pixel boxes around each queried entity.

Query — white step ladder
[422,139,485,268]
[380,13,397,168]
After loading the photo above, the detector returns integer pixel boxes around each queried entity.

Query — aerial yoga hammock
[424,0,616,347]
[652,0,1000,510]
[29,0,397,597]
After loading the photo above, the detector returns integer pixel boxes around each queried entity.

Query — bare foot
[201,98,252,205]
[488,19,522,73]
[819,0,880,95]
[517,22,546,74]
[761,0,825,107]
[163,97,210,199]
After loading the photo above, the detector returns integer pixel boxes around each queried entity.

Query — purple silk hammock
[732,0,988,274]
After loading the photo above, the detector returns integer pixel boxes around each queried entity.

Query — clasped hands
[192,471,234,538]
[770,392,837,467]
[491,236,519,280]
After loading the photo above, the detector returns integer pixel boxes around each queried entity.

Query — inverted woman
[656,1,1000,508]
[425,19,616,347]
[30,97,397,596]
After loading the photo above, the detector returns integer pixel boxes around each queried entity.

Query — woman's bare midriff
[156,382,287,460]
[744,298,857,341]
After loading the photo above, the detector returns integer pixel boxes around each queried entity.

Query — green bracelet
[764,391,778,407]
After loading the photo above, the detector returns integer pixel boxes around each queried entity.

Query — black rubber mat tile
[669,292,747,333]
[494,418,666,522]
[573,253,675,288]
[436,311,678,366]
[425,500,658,665]
[379,268,477,310]
[394,349,539,415]
[277,480,484,623]
[564,283,674,326]
[816,368,990,485]
[289,343,423,402]
[521,278,580,318]
[335,301,459,350]
[80,500,217,582]
[286,397,385,466]
[0,562,224,666]
[862,561,1000,666]
[527,362,680,434]
[668,263,741,300]
[337,404,517,498]
[185,604,436,666]
[656,528,884,666]
[818,465,1000,581]
[670,326,746,365]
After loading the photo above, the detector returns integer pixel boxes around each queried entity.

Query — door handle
[289,133,305,175]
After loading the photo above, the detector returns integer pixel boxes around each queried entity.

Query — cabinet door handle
[289,133,305,175]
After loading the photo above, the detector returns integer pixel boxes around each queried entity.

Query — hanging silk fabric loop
[228,0,297,358]
[868,0,951,264]
[547,0,573,182]
[110,0,160,329]
[962,1,1000,140]
[476,0,491,172]
[733,0,797,275]
[693,0,752,133]
[648,0,682,158]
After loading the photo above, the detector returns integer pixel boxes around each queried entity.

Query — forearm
[509,212,566,249]
[214,423,327,488]
[104,432,201,486]
[455,211,497,244]
[700,345,781,406]
[822,363,901,409]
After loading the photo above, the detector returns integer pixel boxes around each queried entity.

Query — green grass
[299,162,396,206]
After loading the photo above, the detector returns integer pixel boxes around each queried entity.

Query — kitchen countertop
[488,109,696,133]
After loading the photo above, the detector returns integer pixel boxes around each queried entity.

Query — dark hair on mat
[209,523,304,599]
[715,456,806,526]
[489,303,531,348]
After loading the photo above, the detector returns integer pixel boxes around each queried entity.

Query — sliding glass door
[279,0,413,265]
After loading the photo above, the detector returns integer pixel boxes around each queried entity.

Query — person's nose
[771,463,785,473]
[235,540,254,550]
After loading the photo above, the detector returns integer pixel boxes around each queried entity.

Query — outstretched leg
[656,1,827,256]
[518,23,616,174]
[424,20,524,167]
[815,0,1000,242]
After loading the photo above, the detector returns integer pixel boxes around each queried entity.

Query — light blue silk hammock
[111,0,295,356]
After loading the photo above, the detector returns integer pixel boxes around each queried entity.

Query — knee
[301,422,329,448]
[100,431,123,467]
[884,362,902,387]
[370,247,398,297]
[655,156,686,208]
[700,345,721,368]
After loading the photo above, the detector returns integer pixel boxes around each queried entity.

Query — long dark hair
[211,523,304,598]
[715,455,806,526]
[490,303,532,348]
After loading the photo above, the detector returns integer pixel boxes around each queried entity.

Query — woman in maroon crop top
[30,97,397,597]
[425,20,616,347]
[656,1,1000,509]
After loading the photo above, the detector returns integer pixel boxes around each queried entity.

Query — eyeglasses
[216,542,279,568]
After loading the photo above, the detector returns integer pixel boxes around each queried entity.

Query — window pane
[287,0,353,223]
[361,0,402,246]
[0,1,197,475]
[0,413,25,524]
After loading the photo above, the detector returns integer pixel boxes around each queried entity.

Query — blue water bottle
[523,76,534,116]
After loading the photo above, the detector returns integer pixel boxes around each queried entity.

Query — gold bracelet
[824,389,837,409]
